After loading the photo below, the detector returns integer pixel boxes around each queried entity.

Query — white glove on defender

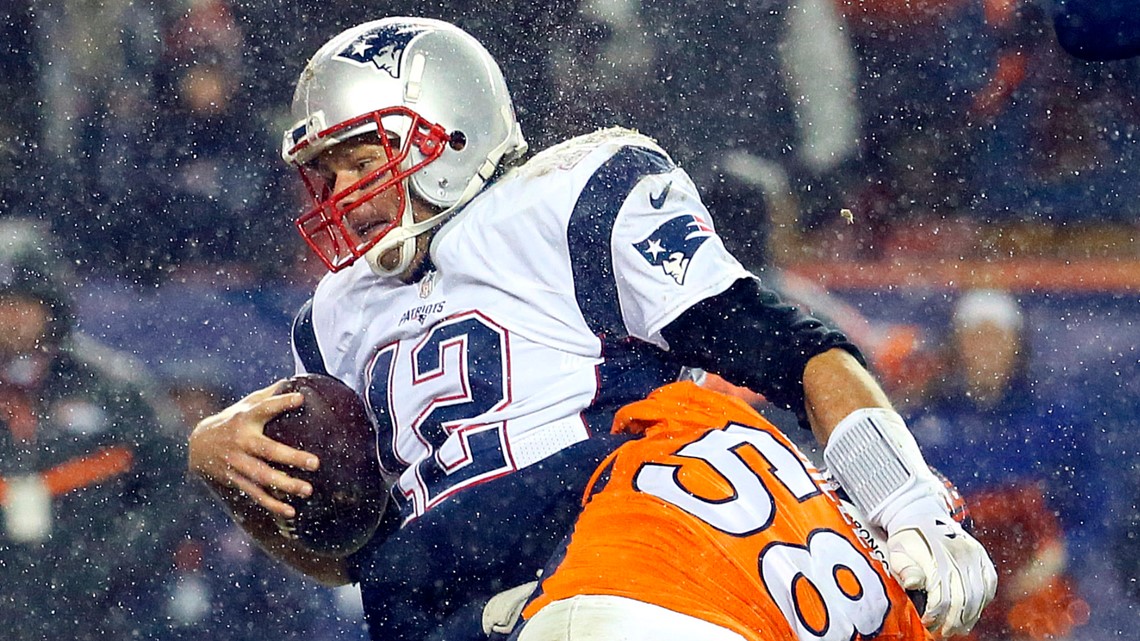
[824,409,998,638]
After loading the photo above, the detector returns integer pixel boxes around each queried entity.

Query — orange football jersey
[523,382,929,641]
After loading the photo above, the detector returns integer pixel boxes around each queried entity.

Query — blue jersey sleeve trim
[291,297,329,376]
[566,145,675,338]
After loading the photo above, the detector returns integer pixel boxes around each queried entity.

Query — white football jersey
[292,128,751,521]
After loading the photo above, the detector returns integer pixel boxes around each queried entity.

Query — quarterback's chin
[375,247,403,273]
[361,239,403,274]
[371,244,426,283]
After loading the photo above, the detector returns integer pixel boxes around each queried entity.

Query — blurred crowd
[1,0,1138,639]
[2,0,1138,283]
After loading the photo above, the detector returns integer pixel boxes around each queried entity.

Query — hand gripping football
[264,373,388,556]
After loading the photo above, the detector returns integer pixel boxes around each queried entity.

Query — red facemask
[288,107,449,272]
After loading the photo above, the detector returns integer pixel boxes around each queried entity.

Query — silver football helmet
[282,17,528,275]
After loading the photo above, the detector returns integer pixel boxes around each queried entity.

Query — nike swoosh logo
[649,181,672,209]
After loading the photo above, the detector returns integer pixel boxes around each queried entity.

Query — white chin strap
[362,131,524,278]
[363,186,449,278]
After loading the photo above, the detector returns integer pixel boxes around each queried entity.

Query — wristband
[822,407,943,529]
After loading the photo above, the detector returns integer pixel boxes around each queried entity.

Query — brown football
[264,373,388,556]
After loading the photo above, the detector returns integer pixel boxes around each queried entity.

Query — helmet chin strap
[363,184,452,278]
[362,128,525,278]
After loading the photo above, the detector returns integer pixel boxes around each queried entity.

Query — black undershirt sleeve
[661,276,866,429]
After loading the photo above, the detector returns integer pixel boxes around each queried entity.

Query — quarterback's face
[314,135,405,235]
[312,135,437,277]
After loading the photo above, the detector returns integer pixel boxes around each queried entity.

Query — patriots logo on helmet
[335,24,422,78]
[634,214,714,285]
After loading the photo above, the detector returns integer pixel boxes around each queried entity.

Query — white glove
[882,493,998,637]
[824,408,998,638]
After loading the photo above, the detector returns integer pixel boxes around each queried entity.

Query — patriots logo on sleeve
[335,25,421,77]
[633,214,714,285]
